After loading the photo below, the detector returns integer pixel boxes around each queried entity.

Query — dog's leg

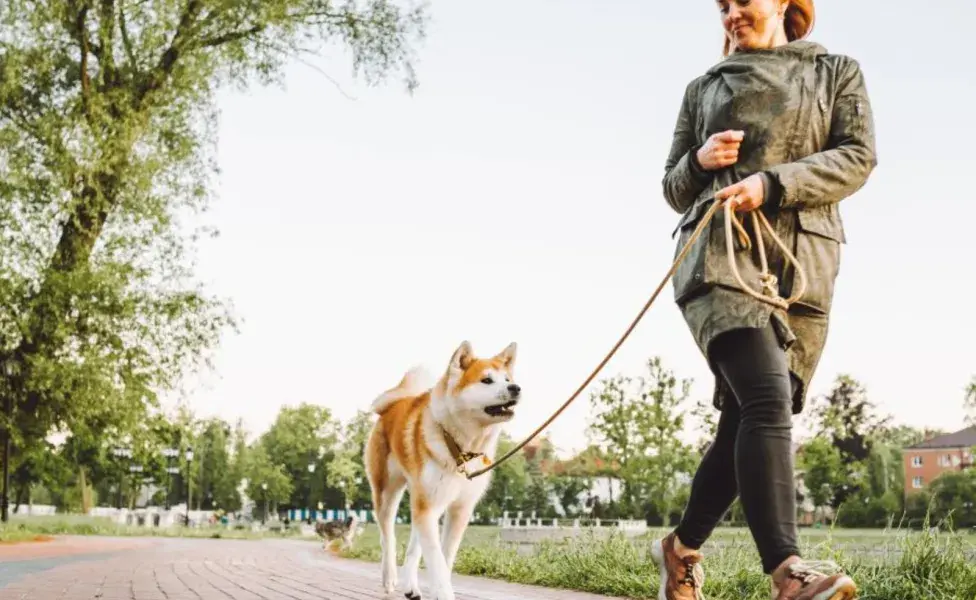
[412,500,453,600]
[401,526,423,599]
[377,485,405,595]
[440,501,474,572]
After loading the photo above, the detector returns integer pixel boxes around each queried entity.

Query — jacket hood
[706,40,828,75]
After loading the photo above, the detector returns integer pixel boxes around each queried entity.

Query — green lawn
[340,524,976,600]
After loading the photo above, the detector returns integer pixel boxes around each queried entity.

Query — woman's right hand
[696,130,744,171]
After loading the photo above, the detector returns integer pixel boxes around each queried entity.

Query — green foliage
[805,375,891,507]
[0,0,428,495]
[258,403,338,508]
[965,376,976,426]
[478,434,531,521]
[586,357,697,524]
[243,443,293,514]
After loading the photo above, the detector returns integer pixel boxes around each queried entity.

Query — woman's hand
[696,129,744,171]
[715,173,765,213]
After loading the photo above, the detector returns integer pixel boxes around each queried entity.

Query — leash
[460,196,807,480]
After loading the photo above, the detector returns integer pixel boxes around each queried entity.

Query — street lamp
[307,463,316,523]
[261,482,269,524]
[184,447,194,526]
[1,359,19,524]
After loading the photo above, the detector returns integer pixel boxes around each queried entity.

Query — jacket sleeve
[765,56,878,209]
[662,79,711,214]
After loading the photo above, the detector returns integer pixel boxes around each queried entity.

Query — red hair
[722,0,816,56]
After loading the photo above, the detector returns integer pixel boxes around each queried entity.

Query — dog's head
[442,340,521,425]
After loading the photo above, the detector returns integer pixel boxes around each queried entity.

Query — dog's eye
[481,377,494,385]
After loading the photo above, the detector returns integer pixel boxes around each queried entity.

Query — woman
[649,1,877,599]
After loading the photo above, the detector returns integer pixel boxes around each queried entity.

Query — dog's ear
[494,342,517,367]
[449,340,474,373]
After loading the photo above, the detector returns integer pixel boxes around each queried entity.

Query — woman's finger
[715,183,742,200]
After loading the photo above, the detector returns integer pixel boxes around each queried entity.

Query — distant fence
[286,508,374,523]
[497,511,647,532]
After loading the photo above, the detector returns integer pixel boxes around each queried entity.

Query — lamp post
[185,447,194,526]
[1,359,18,524]
[261,482,269,525]
[307,463,316,523]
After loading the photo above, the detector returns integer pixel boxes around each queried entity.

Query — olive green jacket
[662,40,877,413]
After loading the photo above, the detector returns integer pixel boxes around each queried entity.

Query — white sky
[179,0,975,456]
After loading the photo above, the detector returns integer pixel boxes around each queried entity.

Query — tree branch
[136,0,202,104]
[98,0,118,86]
[195,24,265,49]
[118,1,138,69]
[77,5,94,122]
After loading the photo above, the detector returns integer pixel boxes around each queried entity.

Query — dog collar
[439,425,490,476]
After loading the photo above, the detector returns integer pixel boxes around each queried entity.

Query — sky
[179,0,975,456]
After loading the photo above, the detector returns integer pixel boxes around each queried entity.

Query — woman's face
[718,0,788,52]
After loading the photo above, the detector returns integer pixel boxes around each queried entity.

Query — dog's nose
[508,384,521,396]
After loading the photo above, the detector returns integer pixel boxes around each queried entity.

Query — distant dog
[365,341,521,600]
[315,514,361,550]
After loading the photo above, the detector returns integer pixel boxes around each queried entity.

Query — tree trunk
[79,466,92,514]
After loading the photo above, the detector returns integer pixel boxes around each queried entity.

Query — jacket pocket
[671,198,713,304]
[790,207,845,313]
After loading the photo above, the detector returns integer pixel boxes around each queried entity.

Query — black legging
[674,323,800,574]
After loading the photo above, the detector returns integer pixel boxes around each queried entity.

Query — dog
[364,340,521,600]
[315,514,361,550]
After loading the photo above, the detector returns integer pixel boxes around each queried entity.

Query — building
[902,425,976,495]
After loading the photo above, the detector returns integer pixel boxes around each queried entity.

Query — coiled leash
[460,197,807,480]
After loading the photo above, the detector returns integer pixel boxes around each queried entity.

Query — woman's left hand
[715,173,765,212]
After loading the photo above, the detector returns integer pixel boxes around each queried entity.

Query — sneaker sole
[814,576,857,600]
[648,539,704,600]
[648,538,669,600]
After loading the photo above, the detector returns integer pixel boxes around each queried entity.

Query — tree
[587,357,696,523]
[797,437,845,512]
[244,444,293,520]
[877,425,947,449]
[965,376,976,426]
[691,395,718,456]
[926,469,976,530]
[190,417,239,511]
[806,375,891,506]
[325,410,372,509]
[550,475,590,518]
[0,0,428,484]
[479,433,531,522]
[259,403,339,508]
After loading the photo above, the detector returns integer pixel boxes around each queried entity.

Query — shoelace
[679,557,705,600]
[787,559,842,585]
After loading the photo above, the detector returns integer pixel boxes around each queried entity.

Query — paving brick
[0,536,625,600]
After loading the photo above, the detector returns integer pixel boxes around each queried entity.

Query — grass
[340,524,976,599]
[0,514,320,542]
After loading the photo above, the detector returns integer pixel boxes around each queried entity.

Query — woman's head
[718,0,815,56]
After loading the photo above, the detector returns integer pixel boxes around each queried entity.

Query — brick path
[0,536,623,600]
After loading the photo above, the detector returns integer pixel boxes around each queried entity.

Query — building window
[912,476,924,489]
[912,456,923,468]
[939,455,951,467]
[951,455,961,466]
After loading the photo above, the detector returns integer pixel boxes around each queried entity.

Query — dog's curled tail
[371,365,432,414]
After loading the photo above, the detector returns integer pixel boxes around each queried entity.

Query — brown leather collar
[439,425,488,475]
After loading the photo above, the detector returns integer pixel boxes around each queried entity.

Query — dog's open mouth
[484,400,517,417]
